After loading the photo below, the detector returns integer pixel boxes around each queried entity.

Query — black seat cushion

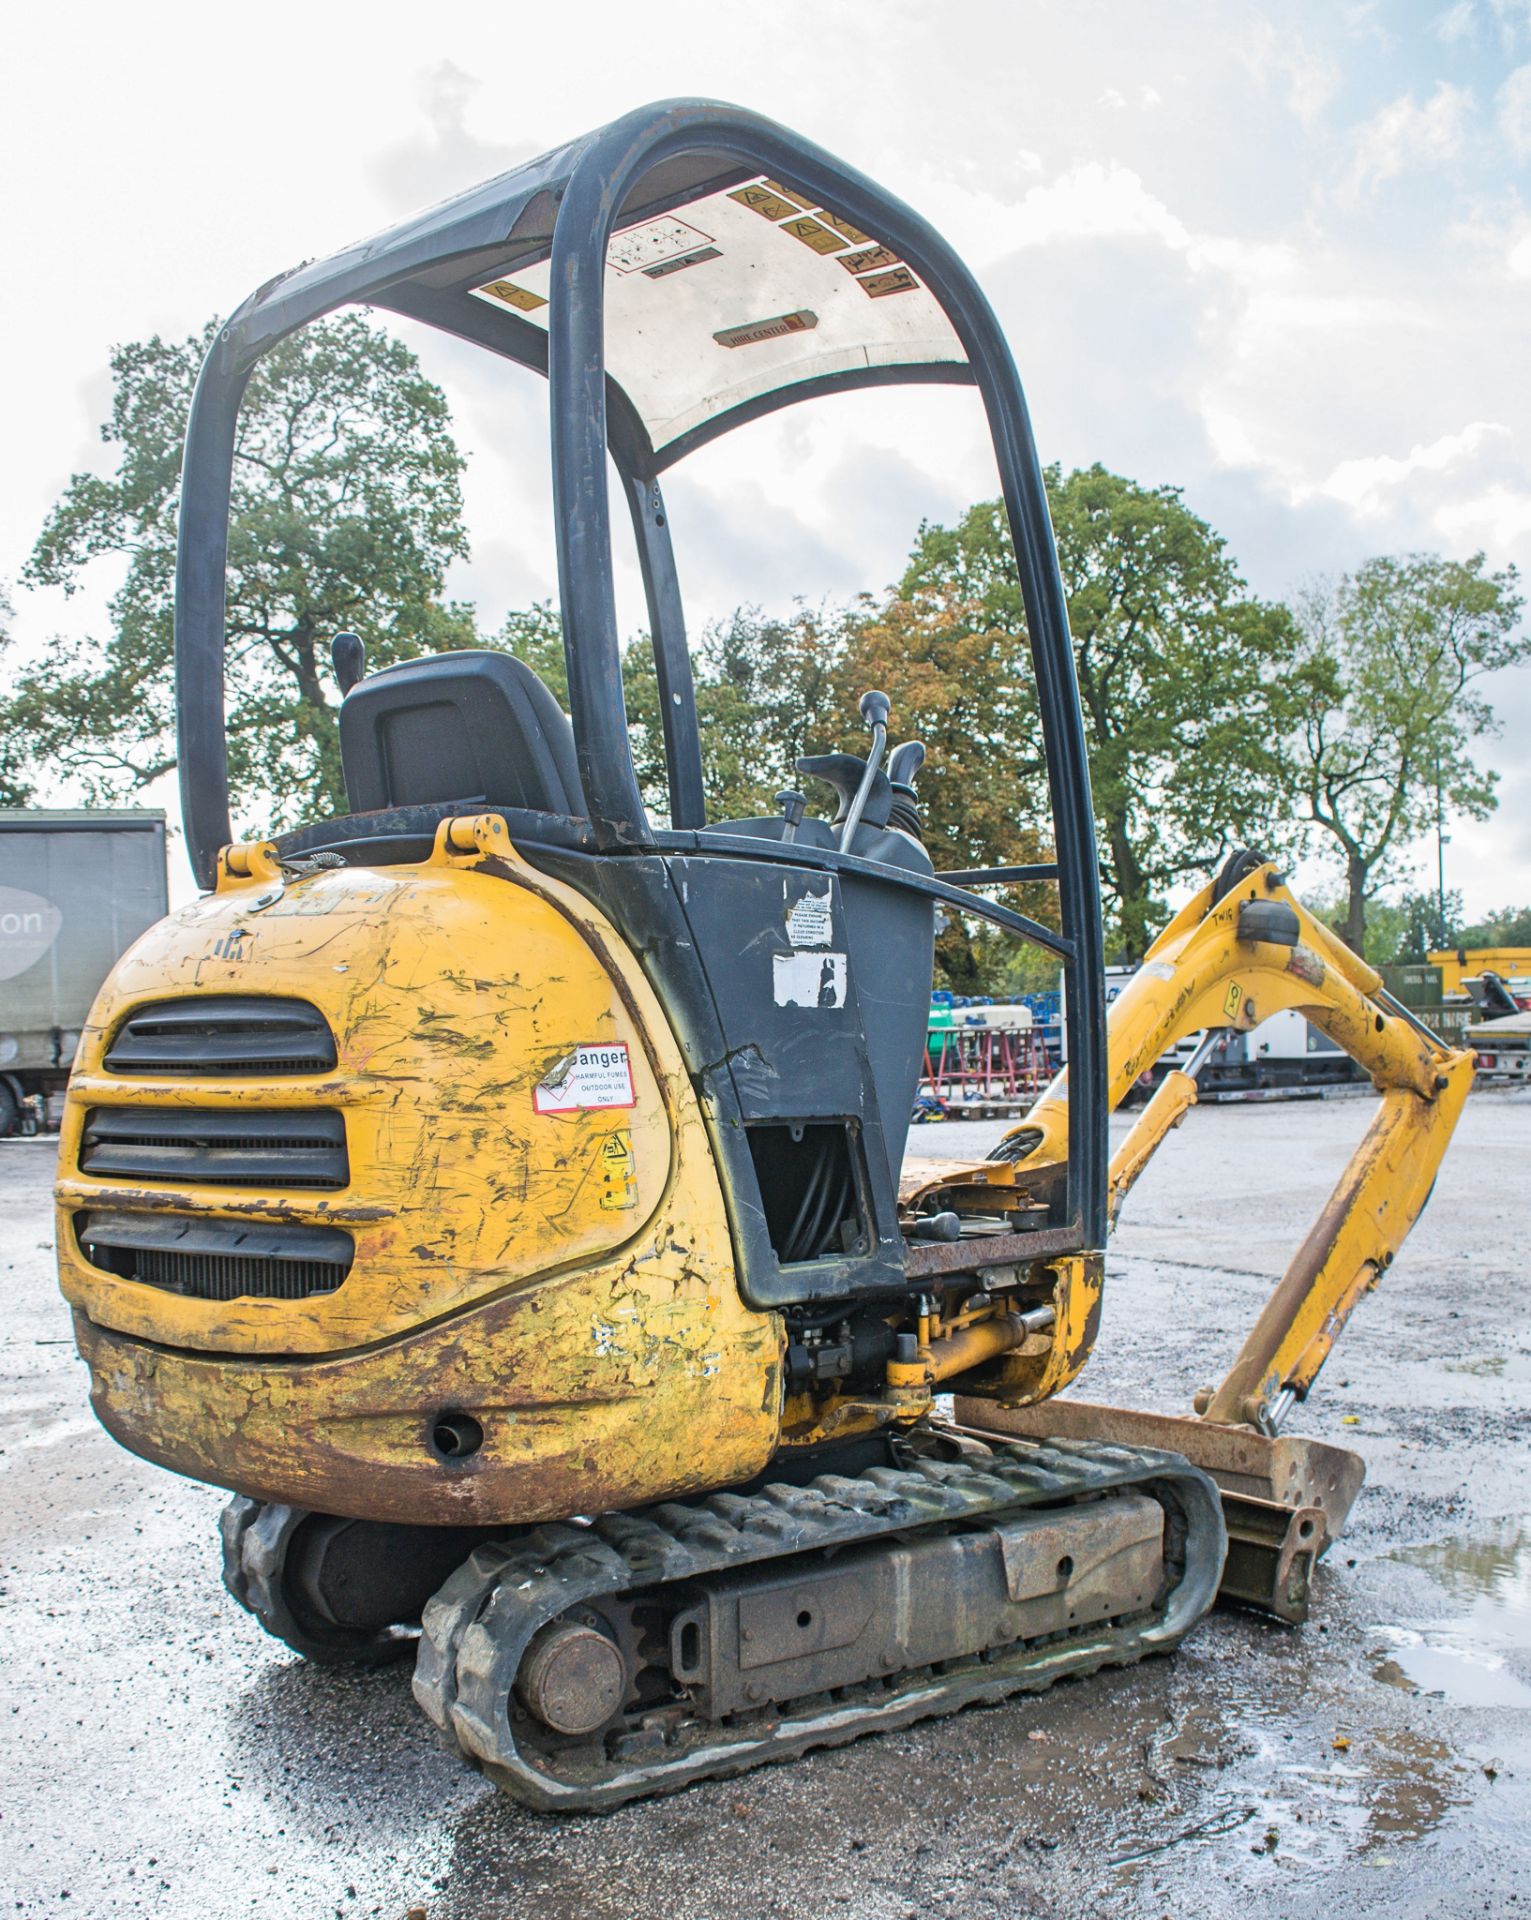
[338,651,586,818]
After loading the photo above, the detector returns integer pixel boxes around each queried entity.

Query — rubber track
[414,1432,1226,1809]
[220,1496,412,1666]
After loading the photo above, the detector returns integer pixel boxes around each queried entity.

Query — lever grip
[332,631,366,695]
[887,740,925,787]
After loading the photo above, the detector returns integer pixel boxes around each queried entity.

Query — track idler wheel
[220,1497,489,1666]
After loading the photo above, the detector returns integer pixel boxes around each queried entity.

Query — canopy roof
[225,135,969,465]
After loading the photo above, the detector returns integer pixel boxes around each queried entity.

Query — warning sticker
[479,278,548,313]
[773,951,848,1009]
[839,244,902,277]
[714,309,819,349]
[761,178,810,208]
[1223,981,1244,1022]
[814,208,872,246]
[534,1043,637,1114]
[857,267,920,299]
[729,183,802,222]
[597,1128,638,1210]
[785,886,834,948]
[780,215,849,255]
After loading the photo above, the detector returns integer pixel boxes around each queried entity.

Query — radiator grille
[105,997,336,1076]
[76,1211,353,1303]
[80,1108,348,1188]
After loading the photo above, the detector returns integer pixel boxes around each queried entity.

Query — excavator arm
[903,858,1475,1620]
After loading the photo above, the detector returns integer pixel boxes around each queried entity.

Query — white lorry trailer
[0,810,168,1135]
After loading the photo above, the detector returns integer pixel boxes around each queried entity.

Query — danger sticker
[534,1042,636,1113]
[814,208,872,247]
[479,278,548,313]
[729,182,802,222]
[780,215,849,255]
[773,951,847,1009]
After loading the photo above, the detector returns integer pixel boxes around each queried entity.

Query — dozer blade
[414,1430,1226,1810]
[954,1398,1364,1625]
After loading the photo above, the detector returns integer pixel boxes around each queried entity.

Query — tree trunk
[1343,854,1368,956]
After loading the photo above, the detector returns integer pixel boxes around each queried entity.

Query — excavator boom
[909,855,1475,1618]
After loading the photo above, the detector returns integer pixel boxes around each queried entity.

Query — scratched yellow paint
[57,816,782,1523]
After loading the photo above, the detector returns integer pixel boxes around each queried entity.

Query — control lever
[775,789,807,844]
[332,631,366,694]
[887,740,925,787]
[839,690,890,851]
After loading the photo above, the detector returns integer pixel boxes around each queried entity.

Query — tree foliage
[0,582,29,806]
[6,313,475,828]
[857,465,1301,959]
[1292,552,1526,953]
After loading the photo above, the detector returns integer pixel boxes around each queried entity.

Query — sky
[3,0,1529,914]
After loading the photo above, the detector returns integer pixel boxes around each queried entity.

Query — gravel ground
[3,1089,1528,1919]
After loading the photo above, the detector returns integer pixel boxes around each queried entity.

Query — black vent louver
[80,1108,348,1189]
[105,997,336,1076]
[76,1212,353,1303]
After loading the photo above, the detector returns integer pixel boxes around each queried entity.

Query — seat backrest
[338,651,585,818]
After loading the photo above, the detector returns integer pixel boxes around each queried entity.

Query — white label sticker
[785,886,834,948]
[534,1042,636,1113]
[773,951,847,1009]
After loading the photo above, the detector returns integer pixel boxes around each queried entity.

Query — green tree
[493,600,853,825]
[1292,553,1526,954]
[857,464,1301,962]
[1457,903,1531,948]
[0,582,30,805]
[6,313,475,828]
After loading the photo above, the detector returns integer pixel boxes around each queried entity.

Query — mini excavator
[56,101,1474,1810]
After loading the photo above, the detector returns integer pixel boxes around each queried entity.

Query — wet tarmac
[4,1090,1528,1918]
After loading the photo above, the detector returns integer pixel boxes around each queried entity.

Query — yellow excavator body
[59,819,782,1525]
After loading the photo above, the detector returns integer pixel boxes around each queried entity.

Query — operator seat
[338,651,586,818]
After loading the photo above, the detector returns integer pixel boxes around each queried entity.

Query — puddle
[1374,1518,1531,1707]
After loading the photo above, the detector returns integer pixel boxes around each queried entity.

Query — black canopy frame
[173,97,1108,1249]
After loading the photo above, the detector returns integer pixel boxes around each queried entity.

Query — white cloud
[1434,1,1477,42]
[1510,230,1531,275]
[1498,63,1531,158]
[1342,81,1473,196]
[1436,482,1531,547]
[1305,421,1510,513]
[1097,87,1126,110]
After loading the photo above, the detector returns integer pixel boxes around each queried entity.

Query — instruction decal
[607,216,715,275]
[534,1042,637,1114]
[773,951,847,1010]
[857,266,920,299]
[1223,980,1244,1022]
[839,244,903,277]
[785,885,834,949]
[597,1128,639,1210]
